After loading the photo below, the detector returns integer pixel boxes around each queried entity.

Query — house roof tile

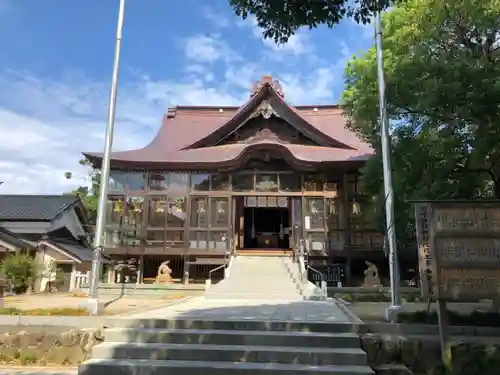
[0,227,36,249]
[0,195,80,221]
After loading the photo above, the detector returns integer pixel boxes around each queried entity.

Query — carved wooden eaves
[250,100,280,120]
[240,128,284,144]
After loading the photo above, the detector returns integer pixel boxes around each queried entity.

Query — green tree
[0,253,41,294]
[64,158,100,224]
[342,0,500,245]
[228,0,396,43]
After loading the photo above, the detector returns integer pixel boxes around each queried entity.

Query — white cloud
[263,32,311,55]
[357,22,375,41]
[0,70,249,195]
[0,17,356,194]
[279,67,338,103]
[184,34,238,64]
[201,6,231,28]
[238,16,312,56]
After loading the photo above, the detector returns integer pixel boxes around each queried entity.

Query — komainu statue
[363,261,381,287]
[155,260,173,284]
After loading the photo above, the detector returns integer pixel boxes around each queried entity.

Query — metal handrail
[296,238,307,282]
[208,263,226,283]
[208,232,234,283]
[307,264,325,284]
[297,235,326,286]
[229,235,235,257]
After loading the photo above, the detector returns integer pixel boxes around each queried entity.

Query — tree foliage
[342,0,500,245]
[1,253,41,294]
[64,158,100,224]
[228,0,396,44]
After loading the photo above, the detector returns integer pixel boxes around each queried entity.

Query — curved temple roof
[84,75,373,170]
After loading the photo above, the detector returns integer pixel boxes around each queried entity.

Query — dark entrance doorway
[242,196,290,249]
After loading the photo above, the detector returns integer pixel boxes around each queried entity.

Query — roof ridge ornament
[250,75,284,98]
[166,107,177,118]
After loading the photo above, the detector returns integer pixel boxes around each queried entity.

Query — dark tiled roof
[48,239,110,263]
[0,195,80,221]
[43,226,109,263]
[84,75,373,168]
[47,239,94,262]
[0,227,35,249]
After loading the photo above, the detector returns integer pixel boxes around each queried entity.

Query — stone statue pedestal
[156,274,173,284]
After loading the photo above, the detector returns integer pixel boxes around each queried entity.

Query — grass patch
[0,307,89,316]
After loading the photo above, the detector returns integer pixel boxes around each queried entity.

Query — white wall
[36,246,75,292]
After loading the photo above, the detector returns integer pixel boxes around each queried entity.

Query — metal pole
[374,10,401,311]
[87,0,126,315]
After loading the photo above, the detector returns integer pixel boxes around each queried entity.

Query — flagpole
[374,9,402,318]
[87,0,126,315]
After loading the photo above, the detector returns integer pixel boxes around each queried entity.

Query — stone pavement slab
[118,296,353,323]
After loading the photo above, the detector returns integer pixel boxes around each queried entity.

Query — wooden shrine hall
[83,75,389,285]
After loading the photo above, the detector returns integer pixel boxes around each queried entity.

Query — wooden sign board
[415,202,500,300]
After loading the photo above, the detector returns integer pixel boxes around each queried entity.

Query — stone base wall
[0,326,499,374]
[362,333,500,375]
[0,326,103,366]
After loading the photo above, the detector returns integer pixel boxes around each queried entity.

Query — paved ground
[119,296,353,322]
[3,294,185,315]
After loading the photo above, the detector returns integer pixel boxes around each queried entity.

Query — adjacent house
[0,195,100,292]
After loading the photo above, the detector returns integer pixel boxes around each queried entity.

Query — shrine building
[83,75,389,285]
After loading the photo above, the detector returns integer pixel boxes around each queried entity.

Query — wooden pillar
[340,172,352,285]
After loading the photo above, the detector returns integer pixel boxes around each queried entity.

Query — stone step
[92,342,367,366]
[79,359,374,375]
[204,296,304,301]
[107,319,363,333]
[235,249,293,256]
[104,328,361,347]
[206,254,302,299]
[205,292,301,296]
[205,290,300,294]
[210,281,296,286]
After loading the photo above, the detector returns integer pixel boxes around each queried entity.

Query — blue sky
[0,0,374,194]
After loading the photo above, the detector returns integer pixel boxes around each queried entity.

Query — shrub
[397,309,500,327]
[0,253,41,294]
[336,292,422,303]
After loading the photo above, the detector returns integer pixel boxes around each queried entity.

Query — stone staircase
[79,318,374,375]
[205,255,303,300]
